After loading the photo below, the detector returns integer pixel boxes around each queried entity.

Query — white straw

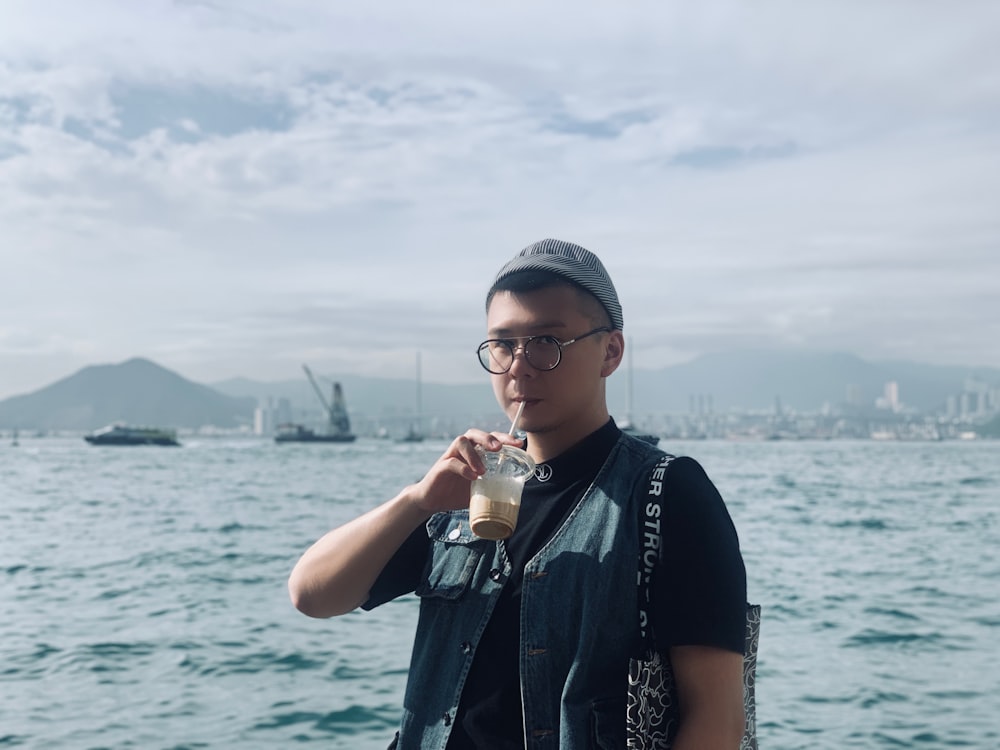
[509,401,526,435]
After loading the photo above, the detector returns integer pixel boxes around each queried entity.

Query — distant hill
[219,350,999,422]
[622,350,1000,414]
[0,358,255,431]
[2,350,996,432]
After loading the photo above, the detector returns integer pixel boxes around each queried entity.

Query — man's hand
[409,429,526,514]
[288,428,524,619]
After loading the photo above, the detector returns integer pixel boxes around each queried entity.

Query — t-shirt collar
[527,418,621,487]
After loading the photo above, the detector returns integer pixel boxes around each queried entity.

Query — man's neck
[524,410,612,464]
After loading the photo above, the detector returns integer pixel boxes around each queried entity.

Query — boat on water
[620,339,659,446]
[621,424,660,446]
[395,352,425,443]
[275,365,356,444]
[84,424,180,446]
[396,424,425,443]
[274,423,356,443]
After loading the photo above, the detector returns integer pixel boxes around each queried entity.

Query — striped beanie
[487,238,623,330]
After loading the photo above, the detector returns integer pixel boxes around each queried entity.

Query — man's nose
[507,343,532,374]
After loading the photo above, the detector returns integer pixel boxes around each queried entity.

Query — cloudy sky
[2,1,998,400]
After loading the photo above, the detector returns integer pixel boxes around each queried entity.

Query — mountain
[0,358,255,431]
[619,350,1000,415]
[3,350,996,432]
[218,350,998,423]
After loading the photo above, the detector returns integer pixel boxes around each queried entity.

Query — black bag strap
[636,453,676,655]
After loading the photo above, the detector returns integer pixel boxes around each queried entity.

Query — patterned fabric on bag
[627,605,760,750]
[626,649,678,749]
[743,604,761,749]
[627,453,760,750]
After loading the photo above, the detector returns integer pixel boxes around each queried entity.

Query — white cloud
[1,1,1000,398]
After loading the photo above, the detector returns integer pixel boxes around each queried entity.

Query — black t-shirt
[364,420,746,749]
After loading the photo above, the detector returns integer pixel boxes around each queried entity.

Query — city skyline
[3,2,1000,401]
[4,348,996,416]
[2,347,997,442]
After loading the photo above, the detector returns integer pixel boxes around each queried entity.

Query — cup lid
[480,444,535,478]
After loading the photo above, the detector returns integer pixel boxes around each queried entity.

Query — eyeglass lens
[480,337,562,373]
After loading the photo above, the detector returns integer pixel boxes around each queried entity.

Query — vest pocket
[416,512,490,600]
[590,696,626,749]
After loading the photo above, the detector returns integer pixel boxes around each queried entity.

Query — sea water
[1,437,997,749]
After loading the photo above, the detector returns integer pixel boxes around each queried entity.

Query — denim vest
[396,433,664,750]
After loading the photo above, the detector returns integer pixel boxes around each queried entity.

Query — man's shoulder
[615,430,668,460]
[601,433,672,493]
[615,439,710,480]
[611,440,719,497]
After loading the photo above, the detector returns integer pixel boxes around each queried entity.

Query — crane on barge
[274,364,356,443]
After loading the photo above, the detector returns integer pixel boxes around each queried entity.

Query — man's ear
[601,330,625,377]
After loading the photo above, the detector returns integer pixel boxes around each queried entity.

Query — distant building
[688,393,713,415]
[875,381,900,412]
[254,398,274,436]
[276,397,293,426]
[253,397,294,436]
[946,394,959,419]
[938,377,1000,423]
[960,391,981,419]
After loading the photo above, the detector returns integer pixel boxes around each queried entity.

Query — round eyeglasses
[476,327,611,374]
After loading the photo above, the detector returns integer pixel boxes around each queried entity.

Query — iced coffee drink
[469,445,536,540]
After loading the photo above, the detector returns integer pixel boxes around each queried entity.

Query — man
[288,239,747,749]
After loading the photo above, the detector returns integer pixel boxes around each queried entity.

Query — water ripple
[2,437,998,749]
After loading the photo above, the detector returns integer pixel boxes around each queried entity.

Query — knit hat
[486,238,623,330]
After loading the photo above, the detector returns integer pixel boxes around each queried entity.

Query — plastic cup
[469,445,536,540]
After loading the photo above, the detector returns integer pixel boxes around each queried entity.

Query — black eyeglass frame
[476,326,611,374]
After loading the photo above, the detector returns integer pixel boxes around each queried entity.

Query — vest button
[489,568,502,582]
[460,641,472,654]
